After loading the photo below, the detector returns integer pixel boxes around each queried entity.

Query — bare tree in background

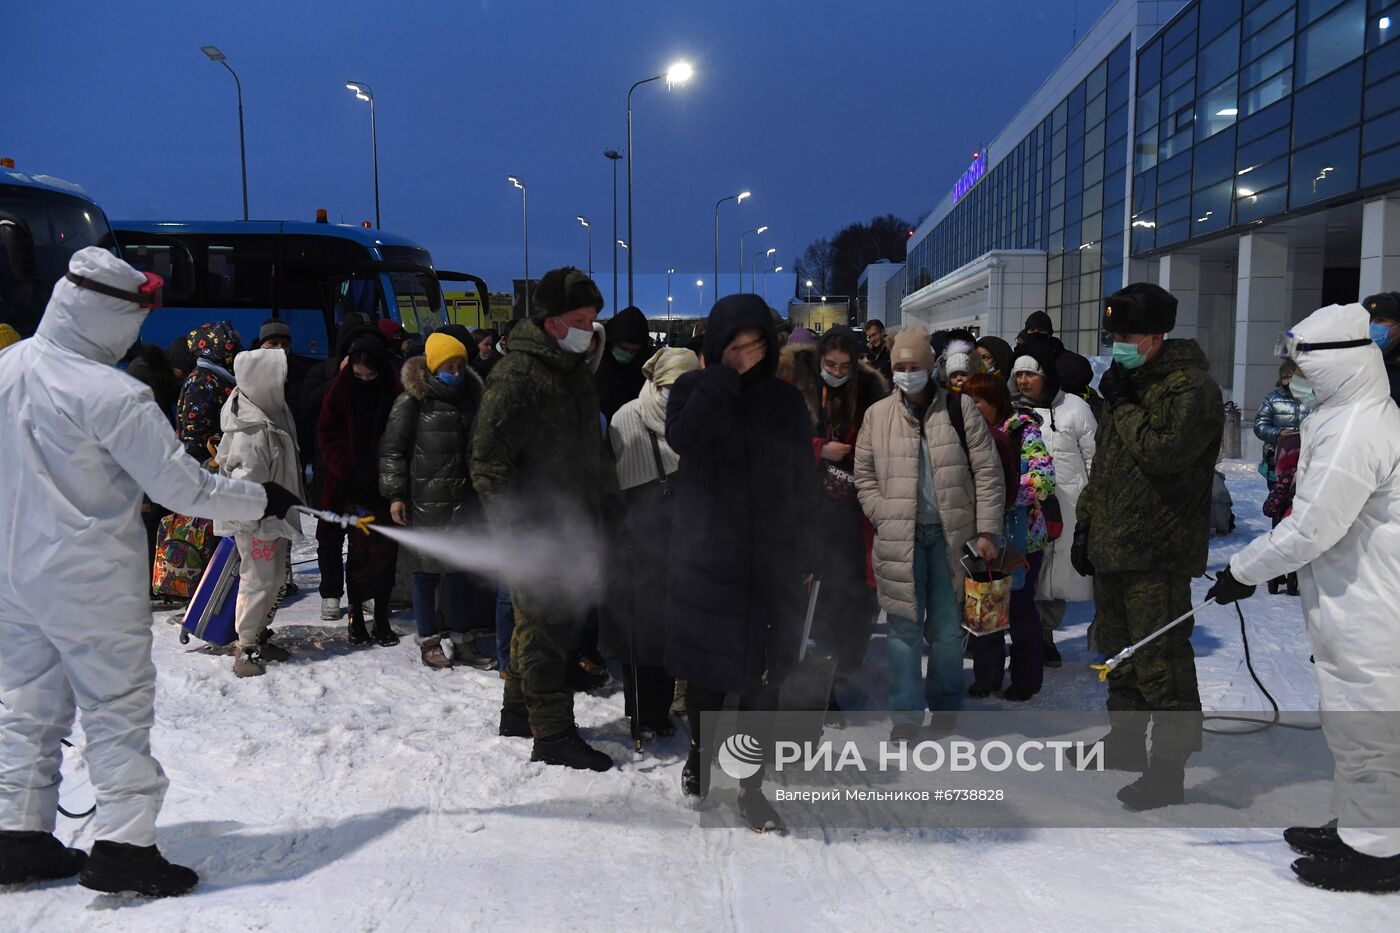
[793,237,834,297]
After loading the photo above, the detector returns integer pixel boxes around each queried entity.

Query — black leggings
[685,682,779,789]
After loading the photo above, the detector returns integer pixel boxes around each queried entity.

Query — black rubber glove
[1206,566,1257,605]
[1070,520,1094,577]
[261,482,302,520]
[1098,362,1137,408]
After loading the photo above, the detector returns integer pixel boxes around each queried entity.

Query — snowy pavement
[7,463,1395,930]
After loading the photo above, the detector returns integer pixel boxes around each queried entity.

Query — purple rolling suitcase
[180,537,240,646]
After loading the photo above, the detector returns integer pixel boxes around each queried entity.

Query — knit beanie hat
[257,318,292,346]
[532,267,605,321]
[944,351,975,378]
[1011,355,1042,378]
[642,346,701,388]
[425,332,468,374]
[0,323,20,351]
[891,325,936,372]
[1024,310,1054,334]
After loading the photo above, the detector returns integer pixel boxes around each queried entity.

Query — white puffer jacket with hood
[214,347,305,541]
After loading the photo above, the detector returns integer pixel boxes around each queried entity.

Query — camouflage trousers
[502,590,576,739]
[1093,571,1203,759]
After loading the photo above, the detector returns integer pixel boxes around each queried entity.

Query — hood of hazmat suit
[1229,302,1400,858]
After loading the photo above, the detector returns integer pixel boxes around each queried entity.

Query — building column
[1158,250,1200,345]
[1360,195,1400,299]
[1286,244,1325,326]
[1234,231,1290,421]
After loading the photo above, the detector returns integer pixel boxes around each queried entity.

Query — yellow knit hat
[0,323,19,351]
[425,332,467,373]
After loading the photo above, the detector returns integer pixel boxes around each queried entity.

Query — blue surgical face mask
[1371,321,1395,352]
[1111,340,1147,370]
[1290,374,1318,406]
[612,347,637,365]
[437,370,465,387]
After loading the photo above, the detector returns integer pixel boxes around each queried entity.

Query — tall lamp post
[739,225,767,286]
[201,46,248,221]
[696,279,704,315]
[508,176,529,317]
[763,264,783,303]
[713,190,750,304]
[752,247,776,291]
[604,149,622,312]
[627,61,694,307]
[344,81,380,228]
[666,267,675,321]
[576,215,592,277]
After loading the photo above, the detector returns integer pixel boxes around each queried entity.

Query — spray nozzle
[295,506,377,536]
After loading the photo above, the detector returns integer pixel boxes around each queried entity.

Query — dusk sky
[3,0,1110,315]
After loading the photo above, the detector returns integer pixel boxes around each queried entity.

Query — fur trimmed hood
[401,353,484,403]
[781,342,889,428]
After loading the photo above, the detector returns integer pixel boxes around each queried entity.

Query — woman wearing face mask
[976,335,1014,385]
[1255,359,1312,483]
[1010,338,1097,666]
[319,335,403,647]
[380,332,495,669]
[786,326,890,719]
[602,347,700,739]
[594,306,652,418]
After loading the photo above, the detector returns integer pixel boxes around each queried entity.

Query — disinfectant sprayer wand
[294,505,376,536]
[1091,601,1216,682]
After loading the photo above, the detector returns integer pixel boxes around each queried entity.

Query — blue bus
[0,168,116,337]
[114,220,455,359]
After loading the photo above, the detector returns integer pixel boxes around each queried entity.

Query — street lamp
[714,190,750,304]
[696,279,705,315]
[739,225,768,287]
[604,149,622,313]
[752,247,776,291]
[805,278,814,301]
[201,45,248,221]
[666,267,675,321]
[627,60,694,307]
[617,239,629,250]
[763,264,783,303]
[344,81,380,228]
[508,176,529,317]
[576,215,592,277]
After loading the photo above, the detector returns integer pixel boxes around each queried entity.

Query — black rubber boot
[737,787,785,833]
[530,726,613,772]
[78,841,198,898]
[1099,727,1149,773]
[1292,843,1400,893]
[1286,573,1300,597]
[1284,822,1342,857]
[1268,576,1284,595]
[1116,757,1185,811]
[0,831,86,885]
[498,704,532,738]
[347,604,371,646]
[371,597,399,647]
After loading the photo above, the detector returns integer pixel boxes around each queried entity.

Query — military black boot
[370,597,399,647]
[1116,756,1185,811]
[1292,843,1400,893]
[0,831,86,885]
[78,841,198,898]
[531,726,612,772]
[498,703,532,738]
[1284,821,1342,857]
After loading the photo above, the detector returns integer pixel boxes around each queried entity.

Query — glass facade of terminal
[902,40,1133,354]
[1131,0,1400,255]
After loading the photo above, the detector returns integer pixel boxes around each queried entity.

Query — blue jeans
[887,524,963,719]
[411,572,472,639]
[495,583,515,668]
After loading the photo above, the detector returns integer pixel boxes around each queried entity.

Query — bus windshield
[0,186,112,336]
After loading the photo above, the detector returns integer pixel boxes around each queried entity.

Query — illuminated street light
[739,224,768,288]
[627,59,695,306]
[202,45,249,220]
[345,81,380,228]
[508,176,528,316]
[714,191,751,303]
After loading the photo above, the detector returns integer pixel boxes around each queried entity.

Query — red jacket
[317,365,402,510]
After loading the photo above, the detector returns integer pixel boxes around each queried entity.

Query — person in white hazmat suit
[0,248,301,897]
[1208,302,1400,894]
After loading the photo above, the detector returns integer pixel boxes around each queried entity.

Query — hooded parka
[214,348,305,542]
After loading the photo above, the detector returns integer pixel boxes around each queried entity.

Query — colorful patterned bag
[152,513,216,599]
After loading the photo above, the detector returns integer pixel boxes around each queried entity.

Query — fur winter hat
[891,325,936,372]
[1103,283,1178,335]
[425,332,468,374]
[532,267,605,321]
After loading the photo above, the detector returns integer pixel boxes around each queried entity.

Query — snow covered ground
[7,464,1395,930]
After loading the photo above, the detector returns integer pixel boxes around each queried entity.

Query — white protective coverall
[1230,302,1400,858]
[0,247,267,846]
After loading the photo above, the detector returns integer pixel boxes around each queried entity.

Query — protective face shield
[65,270,164,309]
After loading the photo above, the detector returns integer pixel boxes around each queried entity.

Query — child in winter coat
[214,348,306,677]
[177,322,243,461]
[380,332,493,670]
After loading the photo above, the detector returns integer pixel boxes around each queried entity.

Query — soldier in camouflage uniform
[470,267,618,772]
[1074,282,1224,810]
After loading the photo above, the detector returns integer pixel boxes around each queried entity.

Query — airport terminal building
[885,0,1400,415]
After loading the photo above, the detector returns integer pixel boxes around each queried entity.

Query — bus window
[205,236,274,307]
[386,270,444,335]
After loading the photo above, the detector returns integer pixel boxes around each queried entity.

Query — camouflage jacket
[1079,339,1223,575]
[469,318,618,530]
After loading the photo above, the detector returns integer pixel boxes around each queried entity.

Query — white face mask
[893,369,930,395]
[821,369,851,388]
[1290,374,1318,406]
[557,325,594,355]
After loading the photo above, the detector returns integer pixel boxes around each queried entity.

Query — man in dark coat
[862,318,892,380]
[1015,310,1066,354]
[470,267,618,772]
[1364,292,1400,405]
[594,305,651,418]
[665,293,819,829]
[1075,282,1223,811]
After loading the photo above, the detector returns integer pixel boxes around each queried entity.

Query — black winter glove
[1098,362,1137,408]
[261,482,302,520]
[1070,520,1094,577]
[1206,566,1256,605]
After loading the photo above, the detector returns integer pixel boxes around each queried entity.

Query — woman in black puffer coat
[380,332,492,669]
